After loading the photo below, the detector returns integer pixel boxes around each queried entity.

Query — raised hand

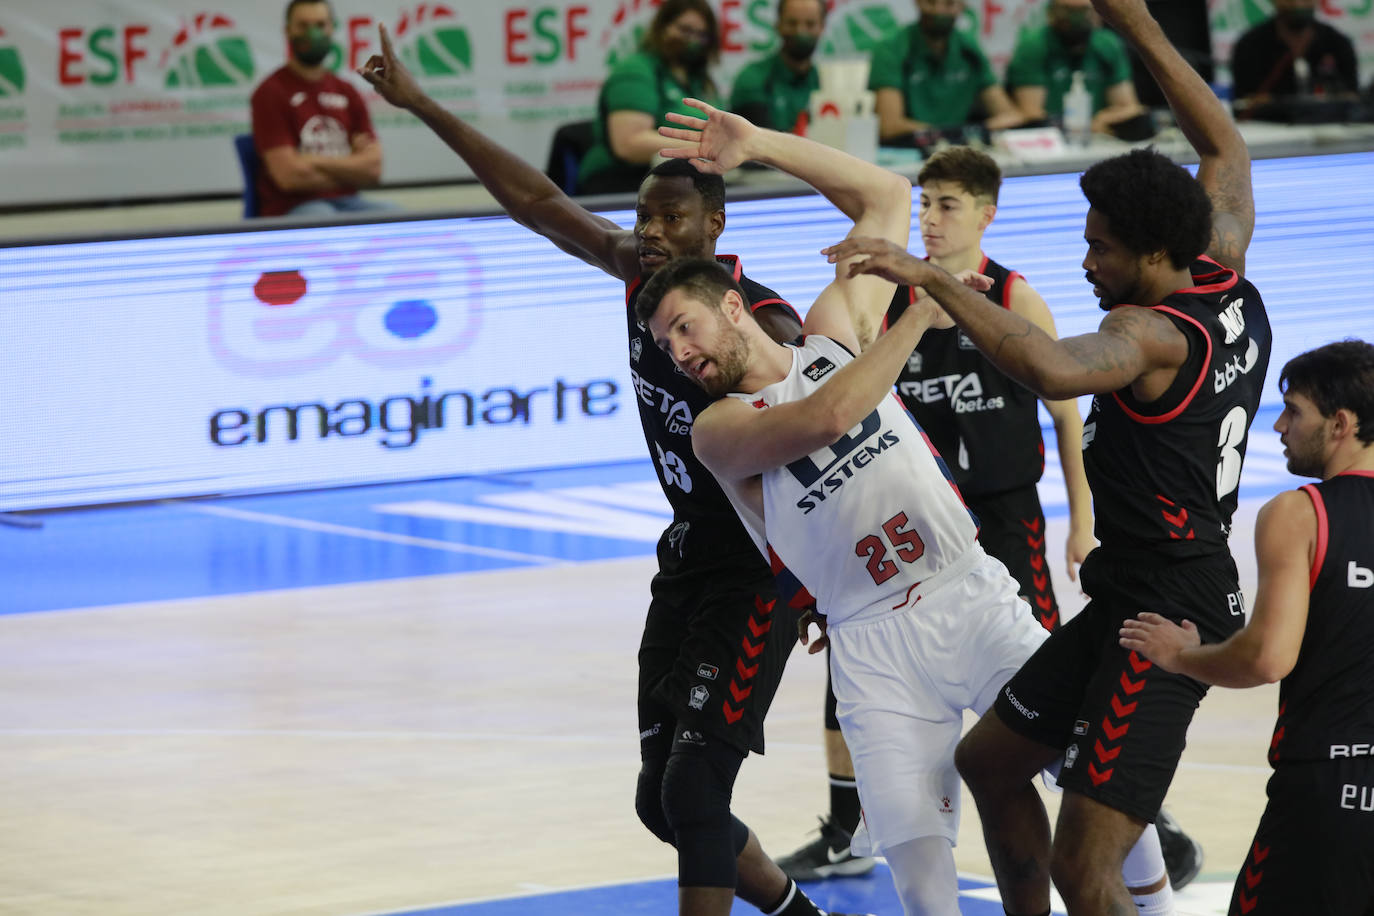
[1118,611,1200,673]
[657,98,760,175]
[1089,0,1152,32]
[358,24,425,111]
[822,237,932,286]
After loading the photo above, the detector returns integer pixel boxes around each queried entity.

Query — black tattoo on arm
[1203,160,1254,275]
[991,323,1036,364]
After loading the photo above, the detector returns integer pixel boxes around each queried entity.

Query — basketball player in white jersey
[635,98,1052,916]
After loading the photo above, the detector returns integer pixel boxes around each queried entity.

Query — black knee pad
[661,739,747,887]
[635,755,675,846]
[824,649,841,731]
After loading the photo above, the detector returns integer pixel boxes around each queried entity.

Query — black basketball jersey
[1268,472,1374,765]
[1083,257,1271,560]
[624,255,797,559]
[885,255,1044,497]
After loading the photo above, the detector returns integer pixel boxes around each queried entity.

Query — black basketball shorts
[637,538,798,758]
[1228,759,1374,915]
[968,484,1059,631]
[994,550,1244,821]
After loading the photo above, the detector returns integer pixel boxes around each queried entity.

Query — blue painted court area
[2,406,1298,617]
[0,460,667,615]
[378,866,1007,916]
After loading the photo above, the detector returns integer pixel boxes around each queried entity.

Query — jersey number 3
[856,511,926,585]
[1215,405,1248,498]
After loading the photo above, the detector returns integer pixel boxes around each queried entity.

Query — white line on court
[0,727,1276,776]
[167,500,567,565]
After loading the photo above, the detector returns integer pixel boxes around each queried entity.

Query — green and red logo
[160,13,255,88]
[394,4,472,78]
[1210,0,1271,33]
[822,1,902,56]
[0,27,24,97]
[598,0,656,69]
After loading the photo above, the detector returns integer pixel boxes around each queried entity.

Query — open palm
[658,98,758,175]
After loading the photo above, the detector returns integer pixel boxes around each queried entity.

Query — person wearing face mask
[249,0,389,217]
[1230,0,1359,118]
[868,0,1024,145]
[1006,0,1150,139]
[577,0,725,196]
[729,0,827,134]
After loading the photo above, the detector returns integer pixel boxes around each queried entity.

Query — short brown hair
[634,257,745,328]
[917,146,1002,205]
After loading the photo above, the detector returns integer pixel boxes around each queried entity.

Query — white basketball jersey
[725,336,980,625]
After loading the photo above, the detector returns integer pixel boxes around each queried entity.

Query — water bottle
[1063,70,1091,147]
[1293,57,1312,95]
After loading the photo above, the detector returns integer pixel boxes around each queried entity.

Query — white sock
[1131,884,1176,916]
[1122,822,1167,887]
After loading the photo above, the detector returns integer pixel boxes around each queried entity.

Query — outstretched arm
[359,24,636,280]
[822,237,1185,400]
[1091,0,1253,274]
[1008,281,1095,579]
[692,297,940,483]
[659,99,910,353]
[1119,490,1314,686]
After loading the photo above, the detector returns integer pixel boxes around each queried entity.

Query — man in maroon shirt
[250,0,389,217]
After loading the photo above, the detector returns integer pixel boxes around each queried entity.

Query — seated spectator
[868,0,1024,145]
[1006,0,1149,137]
[250,0,390,218]
[729,0,826,134]
[577,0,723,196]
[1231,0,1359,118]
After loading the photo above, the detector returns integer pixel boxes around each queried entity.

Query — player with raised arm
[636,101,1054,916]
[823,0,1271,911]
[359,28,872,916]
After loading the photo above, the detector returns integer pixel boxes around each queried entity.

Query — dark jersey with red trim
[625,254,798,559]
[1083,257,1271,560]
[1268,472,1374,765]
[886,255,1044,497]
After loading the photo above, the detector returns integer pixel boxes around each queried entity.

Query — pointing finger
[378,22,395,63]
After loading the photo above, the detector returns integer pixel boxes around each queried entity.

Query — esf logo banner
[57,13,255,88]
[394,4,472,78]
[206,231,482,377]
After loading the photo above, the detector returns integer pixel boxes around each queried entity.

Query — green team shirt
[579,50,721,185]
[729,52,819,133]
[1005,27,1133,115]
[867,24,997,129]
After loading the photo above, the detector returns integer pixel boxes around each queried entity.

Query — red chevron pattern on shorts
[723,595,773,725]
[1020,515,1058,630]
[1089,651,1153,787]
[1231,839,1271,914]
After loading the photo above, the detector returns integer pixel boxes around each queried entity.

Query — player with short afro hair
[1080,147,1212,268]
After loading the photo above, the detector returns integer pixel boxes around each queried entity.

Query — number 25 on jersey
[856,511,926,585]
